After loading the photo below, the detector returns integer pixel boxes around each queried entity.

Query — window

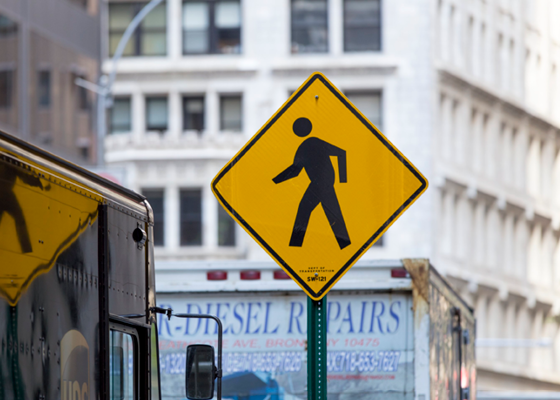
[180,189,202,246]
[142,189,165,246]
[0,70,13,108]
[110,97,132,134]
[182,0,241,55]
[38,71,51,107]
[183,96,205,131]
[220,95,242,131]
[291,0,328,54]
[109,2,167,57]
[146,97,168,131]
[0,14,17,37]
[345,92,382,129]
[343,0,381,52]
[75,75,89,111]
[79,146,89,159]
[218,203,235,246]
[109,328,137,400]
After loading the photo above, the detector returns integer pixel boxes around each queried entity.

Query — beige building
[0,0,100,163]
[435,0,560,395]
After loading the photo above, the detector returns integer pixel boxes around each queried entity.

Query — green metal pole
[307,296,327,400]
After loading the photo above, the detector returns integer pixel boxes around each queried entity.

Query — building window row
[142,188,236,248]
[439,188,560,290]
[109,93,243,134]
[108,0,382,57]
[439,92,560,205]
[437,0,521,97]
[109,90,380,135]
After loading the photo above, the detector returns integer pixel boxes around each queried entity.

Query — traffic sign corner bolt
[314,272,318,276]
[315,95,318,99]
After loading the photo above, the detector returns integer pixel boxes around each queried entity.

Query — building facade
[103,0,560,394]
[435,0,560,393]
[0,0,100,163]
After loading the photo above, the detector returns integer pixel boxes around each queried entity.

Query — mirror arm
[173,313,223,400]
[151,306,173,320]
[120,306,172,320]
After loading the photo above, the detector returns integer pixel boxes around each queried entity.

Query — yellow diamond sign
[212,72,428,300]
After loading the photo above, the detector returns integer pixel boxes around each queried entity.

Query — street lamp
[75,0,164,167]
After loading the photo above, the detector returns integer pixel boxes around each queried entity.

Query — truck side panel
[429,275,476,400]
[157,291,415,400]
[107,206,148,317]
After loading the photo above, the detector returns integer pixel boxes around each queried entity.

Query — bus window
[110,328,137,400]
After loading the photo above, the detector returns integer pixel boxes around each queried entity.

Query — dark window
[220,95,242,131]
[218,204,235,246]
[183,96,205,131]
[80,146,89,159]
[143,189,165,246]
[38,71,51,107]
[79,86,89,110]
[109,97,132,134]
[180,189,202,246]
[344,0,381,52]
[182,0,241,55]
[345,92,382,129]
[109,2,167,57]
[0,14,17,37]
[146,97,168,131]
[291,0,328,54]
[74,75,89,111]
[0,71,13,108]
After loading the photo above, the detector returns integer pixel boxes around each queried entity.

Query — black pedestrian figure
[0,161,45,253]
[273,117,351,249]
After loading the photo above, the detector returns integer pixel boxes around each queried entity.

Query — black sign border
[213,73,428,298]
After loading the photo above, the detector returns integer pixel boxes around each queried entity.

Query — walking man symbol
[273,117,351,249]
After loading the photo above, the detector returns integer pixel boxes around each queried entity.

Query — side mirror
[185,344,216,400]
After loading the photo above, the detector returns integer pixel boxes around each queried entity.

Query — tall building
[103,0,560,395]
[0,0,100,163]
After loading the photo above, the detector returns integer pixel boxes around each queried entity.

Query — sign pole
[307,296,327,400]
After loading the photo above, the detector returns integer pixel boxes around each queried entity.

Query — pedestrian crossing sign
[212,72,428,300]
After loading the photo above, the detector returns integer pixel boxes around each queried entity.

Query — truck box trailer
[156,259,476,400]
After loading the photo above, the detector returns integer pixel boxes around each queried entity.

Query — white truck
[154,259,476,400]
